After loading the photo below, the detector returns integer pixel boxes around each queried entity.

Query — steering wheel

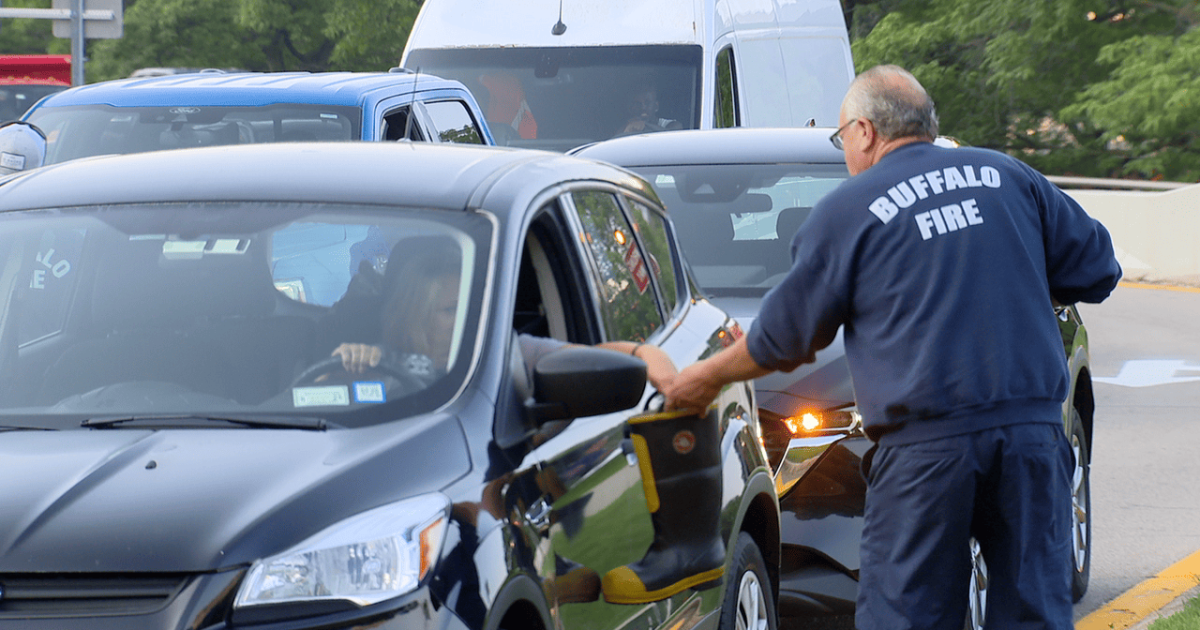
[290,352,439,397]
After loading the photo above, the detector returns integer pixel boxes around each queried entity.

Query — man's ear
[860,118,879,149]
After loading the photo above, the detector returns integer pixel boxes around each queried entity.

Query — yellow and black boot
[602,409,725,604]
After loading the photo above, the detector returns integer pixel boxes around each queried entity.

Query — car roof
[29,70,466,109]
[573,127,847,167]
[0,141,650,214]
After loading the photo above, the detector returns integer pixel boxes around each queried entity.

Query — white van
[400,0,854,152]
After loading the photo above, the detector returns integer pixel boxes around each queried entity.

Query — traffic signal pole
[70,0,84,86]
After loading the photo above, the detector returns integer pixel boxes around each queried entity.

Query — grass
[1148,594,1200,630]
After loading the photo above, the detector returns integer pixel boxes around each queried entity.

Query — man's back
[753,142,1121,442]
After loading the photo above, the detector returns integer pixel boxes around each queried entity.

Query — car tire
[1069,407,1091,602]
[719,531,776,630]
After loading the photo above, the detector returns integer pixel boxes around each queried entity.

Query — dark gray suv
[0,141,780,630]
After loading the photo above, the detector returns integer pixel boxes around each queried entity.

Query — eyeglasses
[829,118,858,150]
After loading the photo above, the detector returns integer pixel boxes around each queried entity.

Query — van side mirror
[526,346,647,423]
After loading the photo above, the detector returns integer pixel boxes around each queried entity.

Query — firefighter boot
[601,409,725,604]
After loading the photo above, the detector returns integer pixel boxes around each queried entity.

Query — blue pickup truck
[22,69,494,165]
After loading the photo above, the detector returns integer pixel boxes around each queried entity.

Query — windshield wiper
[0,425,57,432]
[81,414,328,430]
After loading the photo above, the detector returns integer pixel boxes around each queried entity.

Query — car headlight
[234,493,451,610]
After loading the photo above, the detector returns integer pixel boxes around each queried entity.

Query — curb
[1125,585,1200,630]
[1077,550,1200,630]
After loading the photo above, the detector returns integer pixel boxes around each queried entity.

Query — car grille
[0,574,189,618]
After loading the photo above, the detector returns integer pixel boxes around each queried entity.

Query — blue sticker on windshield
[354,381,386,403]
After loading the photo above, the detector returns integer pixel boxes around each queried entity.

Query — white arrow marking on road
[1094,360,1200,388]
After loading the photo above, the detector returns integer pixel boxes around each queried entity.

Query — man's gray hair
[842,65,939,141]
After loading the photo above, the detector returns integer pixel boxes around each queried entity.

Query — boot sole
[602,567,725,604]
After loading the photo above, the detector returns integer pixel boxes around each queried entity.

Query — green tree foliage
[849,0,1200,180]
[86,0,268,79]
[324,0,423,70]
[8,0,425,82]
[1064,26,1200,180]
[0,0,68,55]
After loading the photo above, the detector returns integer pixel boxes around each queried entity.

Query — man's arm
[660,336,771,413]
[596,341,677,392]
[1032,166,1122,304]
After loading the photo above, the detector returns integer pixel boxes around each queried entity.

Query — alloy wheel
[735,568,769,630]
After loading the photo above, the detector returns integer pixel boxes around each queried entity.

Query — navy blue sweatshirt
[747,142,1122,445]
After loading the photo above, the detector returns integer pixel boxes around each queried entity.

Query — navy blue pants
[856,423,1074,630]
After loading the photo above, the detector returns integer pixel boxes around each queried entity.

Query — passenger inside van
[613,82,682,138]
[478,72,538,144]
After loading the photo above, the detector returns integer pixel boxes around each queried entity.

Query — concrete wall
[1066,185,1200,287]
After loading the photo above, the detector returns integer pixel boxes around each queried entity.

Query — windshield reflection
[0,203,488,428]
[628,163,849,297]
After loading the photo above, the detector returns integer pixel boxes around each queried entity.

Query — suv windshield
[27,104,362,165]
[0,202,489,428]
[406,45,702,152]
[629,163,849,297]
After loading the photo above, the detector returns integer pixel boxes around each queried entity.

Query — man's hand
[620,118,648,134]
[660,362,724,414]
[331,343,383,374]
[661,337,773,412]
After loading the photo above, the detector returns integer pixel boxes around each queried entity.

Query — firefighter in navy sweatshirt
[661,65,1121,630]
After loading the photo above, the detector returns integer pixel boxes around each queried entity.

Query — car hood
[0,415,471,573]
[711,295,855,414]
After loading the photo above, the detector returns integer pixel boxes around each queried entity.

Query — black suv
[0,141,780,630]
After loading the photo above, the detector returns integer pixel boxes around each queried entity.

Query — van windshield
[406,45,702,152]
[27,104,362,165]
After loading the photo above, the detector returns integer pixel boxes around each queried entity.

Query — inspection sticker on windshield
[293,386,350,407]
[353,382,386,404]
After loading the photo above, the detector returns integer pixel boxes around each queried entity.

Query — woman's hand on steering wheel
[330,343,383,375]
[291,348,440,398]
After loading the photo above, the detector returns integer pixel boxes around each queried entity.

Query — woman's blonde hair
[380,237,462,358]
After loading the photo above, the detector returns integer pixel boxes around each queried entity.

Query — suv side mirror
[526,346,647,422]
[0,121,47,175]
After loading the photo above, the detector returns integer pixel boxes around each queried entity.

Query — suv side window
[423,100,485,144]
[570,190,663,342]
[622,195,679,316]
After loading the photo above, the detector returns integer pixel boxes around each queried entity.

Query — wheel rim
[967,538,987,630]
[735,569,769,630]
[1071,432,1089,573]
